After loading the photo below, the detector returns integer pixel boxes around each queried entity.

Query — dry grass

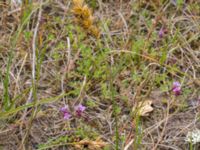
[0,0,200,149]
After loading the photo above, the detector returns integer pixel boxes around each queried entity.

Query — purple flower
[173,87,181,96]
[172,81,181,96]
[172,81,181,89]
[158,28,164,38]
[75,104,86,117]
[63,112,71,120]
[60,105,68,113]
[60,105,71,120]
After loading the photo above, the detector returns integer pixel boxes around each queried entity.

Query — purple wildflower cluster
[60,104,86,120]
[60,105,71,120]
[172,81,181,96]
[75,104,86,117]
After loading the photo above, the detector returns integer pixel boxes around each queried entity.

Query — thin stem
[109,61,119,150]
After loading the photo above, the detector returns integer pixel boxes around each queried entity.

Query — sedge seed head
[72,0,100,38]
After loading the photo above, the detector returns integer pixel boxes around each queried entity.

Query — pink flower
[173,81,181,88]
[172,81,181,96]
[173,87,181,96]
[63,112,71,120]
[75,104,86,117]
[60,105,71,120]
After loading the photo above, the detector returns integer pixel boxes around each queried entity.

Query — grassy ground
[0,0,200,149]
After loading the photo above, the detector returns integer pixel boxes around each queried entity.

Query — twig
[152,96,171,150]
[61,37,71,103]
[124,139,134,150]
